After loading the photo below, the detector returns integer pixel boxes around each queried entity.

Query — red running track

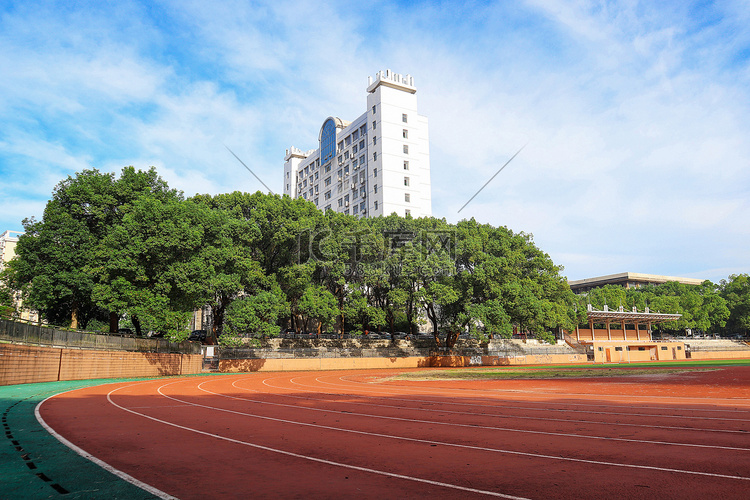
[38,367,750,499]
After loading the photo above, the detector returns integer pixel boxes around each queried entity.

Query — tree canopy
[7,166,745,346]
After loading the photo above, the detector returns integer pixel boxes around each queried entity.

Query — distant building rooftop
[568,272,705,294]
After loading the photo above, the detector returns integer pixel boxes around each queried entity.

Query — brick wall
[0,344,203,386]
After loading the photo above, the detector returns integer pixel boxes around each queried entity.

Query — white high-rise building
[284,70,432,218]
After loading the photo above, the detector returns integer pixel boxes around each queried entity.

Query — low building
[565,304,686,363]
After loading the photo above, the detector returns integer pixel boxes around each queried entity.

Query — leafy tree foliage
[3,167,174,329]
[720,274,750,335]
[223,290,288,344]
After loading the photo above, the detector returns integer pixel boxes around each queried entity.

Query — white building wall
[284,70,431,219]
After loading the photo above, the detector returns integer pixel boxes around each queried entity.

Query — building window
[373,168,378,177]
[372,105,376,114]
[373,152,377,161]
[286,172,290,178]
[325,177,331,186]
[324,204,331,211]
[325,191,331,200]
[360,124,366,135]
[404,161,409,170]
[360,201,366,211]
[345,135,351,146]
[359,154,365,164]
[372,121,376,130]
[353,145,358,154]
[374,201,378,210]
[403,129,408,139]
[353,130,359,141]
[325,163,331,173]
[404,177,410,186]
[403,145,409,154]
[353,205,358,214]
[286,184,289,191]
[338,199,343,207]
[402,113,408,123]
[344,209,350,215]
[359,140,365,149]
[315,172,319,180]
[344,151,349,160]
[373,136,377,145]
[314,198,319,205]
[337,141,344,152]
[405,193,410,202]
[405,209,411,216]
[374,184,378,194]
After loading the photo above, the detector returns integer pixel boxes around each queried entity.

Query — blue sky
[1,0,749,283]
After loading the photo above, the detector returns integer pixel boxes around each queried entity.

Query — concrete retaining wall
[689,350,750,360]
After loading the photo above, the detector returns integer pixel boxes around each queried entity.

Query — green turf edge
[392,359,750,380]
[454,359,750,370]
[0,374,221,500]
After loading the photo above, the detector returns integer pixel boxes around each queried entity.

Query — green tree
[297,285,339,335]
[721,274,750,335]
[223,290,288,343]
[91,193,201,340]
[3,167,174,329]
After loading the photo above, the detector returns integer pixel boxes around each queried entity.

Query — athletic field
[3,361,750,499]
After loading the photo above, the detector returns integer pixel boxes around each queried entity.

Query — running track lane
[38,368,750,499]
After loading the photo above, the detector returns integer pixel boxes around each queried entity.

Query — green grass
[393,359,750,380]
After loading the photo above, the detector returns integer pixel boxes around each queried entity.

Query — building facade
[284,70,432,218]
[0,230,39,322]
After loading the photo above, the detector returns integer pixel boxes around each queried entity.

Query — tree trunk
[109,312,119,333]
[70,303,79,329]
[132,315,142,336]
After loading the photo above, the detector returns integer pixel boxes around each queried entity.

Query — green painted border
[1,378,169,499]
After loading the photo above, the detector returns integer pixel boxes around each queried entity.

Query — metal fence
[0,318,200,354]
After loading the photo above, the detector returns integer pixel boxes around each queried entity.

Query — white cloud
[1,0,749,283]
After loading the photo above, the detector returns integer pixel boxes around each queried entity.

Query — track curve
[38,367,750,499]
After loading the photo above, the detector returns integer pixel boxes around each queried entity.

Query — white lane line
[328,375,750,414]
[251,376,750,435]
[107,382,528,500]
[149,380,750,483]
[218,378,750,452]
[337,373,750,406]
[302,376,750,423]
[232,379,750,451]
[35,387,178,500]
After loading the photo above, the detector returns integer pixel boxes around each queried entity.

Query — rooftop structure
[568,272,706,294]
